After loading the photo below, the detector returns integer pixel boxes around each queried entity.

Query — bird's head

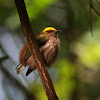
[40,27,60,38]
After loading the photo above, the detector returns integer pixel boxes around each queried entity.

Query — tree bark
[14,0,58,100]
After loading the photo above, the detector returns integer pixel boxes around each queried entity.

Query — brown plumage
[16,27,60,76]
[19,44,28,63]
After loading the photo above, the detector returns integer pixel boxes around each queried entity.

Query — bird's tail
[15,64,25,74]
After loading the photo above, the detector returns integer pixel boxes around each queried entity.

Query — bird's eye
[46,30,51,33]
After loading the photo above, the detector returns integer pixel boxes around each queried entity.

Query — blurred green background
[0,0,100,100]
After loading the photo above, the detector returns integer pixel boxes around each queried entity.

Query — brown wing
[19,44,29,63]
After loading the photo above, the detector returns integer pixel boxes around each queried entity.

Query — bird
[15,27,60,76]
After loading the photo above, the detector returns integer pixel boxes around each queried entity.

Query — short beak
[55,30,61,33]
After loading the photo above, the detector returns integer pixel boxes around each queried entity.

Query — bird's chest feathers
[47,37,60,50]
[40,37,60,52]
[40,37,60,65]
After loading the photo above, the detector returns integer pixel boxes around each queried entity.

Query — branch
[0,56,9,63]
[90,0,100,16]
[14,0,58,100]
[89,0,100,37]
[89,0,93,37]
[92,6,100,16]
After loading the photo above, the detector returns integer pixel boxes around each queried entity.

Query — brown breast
[40,37,60,66]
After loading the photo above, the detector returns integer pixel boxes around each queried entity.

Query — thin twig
[89,0,100,37]
[0,56,9,63]
[90,0,100,16]
[89,0,93,37]
[92,6,100,16]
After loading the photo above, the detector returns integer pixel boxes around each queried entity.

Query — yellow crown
[41,27,56,34]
